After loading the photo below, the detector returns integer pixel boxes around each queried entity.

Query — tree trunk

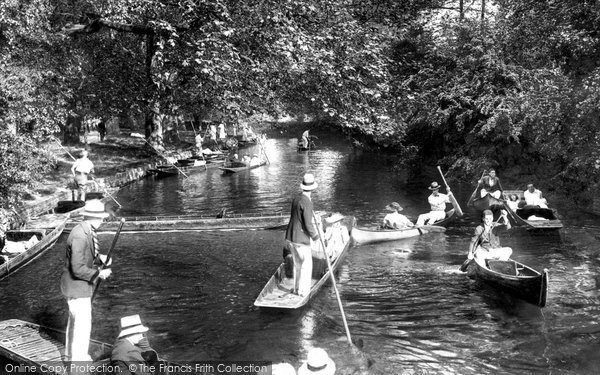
[459,0,464,20]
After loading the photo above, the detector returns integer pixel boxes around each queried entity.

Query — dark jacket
[480,175,503,192]
[469,223,502,254]
[285,193,319,245]
[60,222,100,298]
[111,337,159,375]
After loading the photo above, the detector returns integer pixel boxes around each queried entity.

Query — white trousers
[477,246,512,261]
[65,297,93,362]
[289,242,313,296]
[480,189,502,199]
[416,210,446,226]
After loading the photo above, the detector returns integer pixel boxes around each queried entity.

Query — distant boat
[0,214,68,280]
[351,224,445,245]
[254,215,354,309]
[466,253,548,307]
[219,161,267,173]
[502,189,563,231]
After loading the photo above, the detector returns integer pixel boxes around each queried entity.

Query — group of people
[506,183,549,210]
[476,169,549,209]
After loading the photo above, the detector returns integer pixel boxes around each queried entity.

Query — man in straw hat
[285,173,320,297]
[298,348,336,375]
[382,202,413,229]
[416,182,453,226]
[60,199,112,362]
[111,314,160,373]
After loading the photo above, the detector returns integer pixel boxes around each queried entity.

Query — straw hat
[300,173,318,191]
[80,199,109,219]
[117,314,149,338]
[385,202,403,212]
[298,348,335,375]
[428,182,441,191]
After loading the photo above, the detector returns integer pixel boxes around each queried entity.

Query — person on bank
[382,202,413,229]
[111,314,161,375]
[98,120,107,142]
[523,183,548,208]
[478,169,503,199]
[416,182,452,226]
[71,150,95,201]
[285,173,320,297]
[467,209,512,261]
[60,200,112,363]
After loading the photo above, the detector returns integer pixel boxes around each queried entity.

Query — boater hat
[385,202,403,212]
[301,173,318,191]
[298,348,336,375]
[117,314,149,338]
[81,199,109,219]
[428,181,441,191]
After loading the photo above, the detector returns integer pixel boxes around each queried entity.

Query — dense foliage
[1,0,600,207]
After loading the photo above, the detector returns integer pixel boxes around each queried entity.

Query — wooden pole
[437,166,463,217]
[92,218,125,301]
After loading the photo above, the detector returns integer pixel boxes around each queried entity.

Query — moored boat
[351,224,446,245]
[254,215,354,309]
[466,253,548,307]
[0,214,68,280]
[502,189,563,230]
[219,161,267,173]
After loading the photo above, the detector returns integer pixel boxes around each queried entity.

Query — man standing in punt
[416,182,452,226]
[285,173,320,297]
[61,200,112,363]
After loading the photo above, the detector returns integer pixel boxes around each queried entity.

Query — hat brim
[81,211,110,219]
[428,186,440,191]
[297,359,336,375]
[118,325,149,338]
[301,182,318,191]
[385,205,403,212]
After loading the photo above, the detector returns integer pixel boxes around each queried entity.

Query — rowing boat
[351,224,446,245]
[502,190,563,231]
[65,211,289,233]
[219,161,267,173]
[254,215,354,309]
[469,193,505,211]
[466,253,548,307]
[1,214,68,281]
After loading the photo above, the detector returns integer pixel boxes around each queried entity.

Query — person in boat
[300,130,310,149]
[506,194,520,211]
[416,182,452,226]
[60,199,112,363]
[195,133,204,155]
[71,150,95,201]
[382,202,413,229]
[523,183,548,208]
[111,314,161,375]
[298,347,336,375]
[285,173,320,297]
[250,154,260,166]
[468,209,512,261]
[477,169,503,199]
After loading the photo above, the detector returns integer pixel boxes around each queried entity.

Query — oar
[52,138,122,208]
[437,166,463,217]
[459,214,503,272]
[131,134,190,178]
[312,212,352,344]
[92,218,125,300]
[467,170,487,207]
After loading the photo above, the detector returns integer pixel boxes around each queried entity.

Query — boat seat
[487,260,518,276]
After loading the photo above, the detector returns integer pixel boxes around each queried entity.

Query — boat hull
[502,190,563,230]
[470,193,505,211]
[351,225,446,245]
[219,161,267,173]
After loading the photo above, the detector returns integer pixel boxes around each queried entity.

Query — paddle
[92,218,125,301]
[130,133,190,178]
[312,212,353,344]
[437,166,463,217]
[467,170,487,207]
[52,138,122,208]
[459,213,504,272]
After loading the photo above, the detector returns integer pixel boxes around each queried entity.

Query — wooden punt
[219,161,267,173]
[254,216,354,309]
[0,214,68,281]
[466,253,548,307]
[502,190,563,231]
[64,211,289,233]
[351,224,446,245]
[469,193,505,211]
[0,319,112,372]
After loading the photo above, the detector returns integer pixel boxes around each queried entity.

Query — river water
[1,129,600,374]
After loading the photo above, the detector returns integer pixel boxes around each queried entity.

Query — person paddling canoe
[468,209,512,262]
[416,182,453,226]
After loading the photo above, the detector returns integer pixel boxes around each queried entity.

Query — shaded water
[2,130,600,374]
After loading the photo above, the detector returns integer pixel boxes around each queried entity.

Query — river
[1,129,600,374]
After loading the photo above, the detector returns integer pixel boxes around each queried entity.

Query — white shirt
[428,193,450,211]
[383,212,413,229]
[72,157,94,174]
[524,189,543,206]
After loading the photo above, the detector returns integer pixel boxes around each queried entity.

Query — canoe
[65,211,289,233]
[1,214,68,281]
[502,190,563,230]
[219,161,267,173]
[469,193,505,211]
[466,253,548,307]
[254,215,355,309]
[351,224,446,245]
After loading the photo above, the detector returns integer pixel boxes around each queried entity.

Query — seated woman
[506,194,520,211]
[382,202,413,229]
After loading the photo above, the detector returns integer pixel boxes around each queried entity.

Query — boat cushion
[487,260,518,276]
